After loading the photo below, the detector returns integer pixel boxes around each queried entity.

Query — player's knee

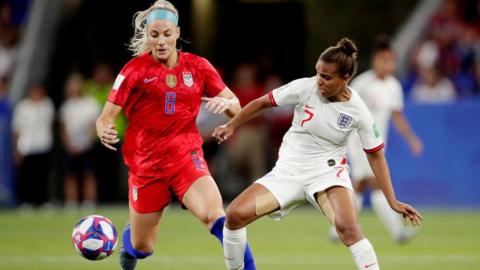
[225,205,249,229]
[203,209,224,228]
[335,221,362,245]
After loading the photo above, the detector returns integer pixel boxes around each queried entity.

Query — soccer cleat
[119,246,137,270]
[395,228,417,244]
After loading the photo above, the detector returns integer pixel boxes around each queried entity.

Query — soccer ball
[71,215,118,260]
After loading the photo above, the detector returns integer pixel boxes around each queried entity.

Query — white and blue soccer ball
[71,215,118,260]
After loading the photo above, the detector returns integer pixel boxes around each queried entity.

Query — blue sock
[123,225,153,259]
[210,216,256,270]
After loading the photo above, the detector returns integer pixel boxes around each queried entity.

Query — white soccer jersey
[347,70,403,180]
[13,98,54,155]
[268,76,384,165]
[349,70,403,143]
[60,96,100,151]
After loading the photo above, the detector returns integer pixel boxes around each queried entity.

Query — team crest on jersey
[166,74,177,88]
[337,113,353,128]
[183,72,193,87]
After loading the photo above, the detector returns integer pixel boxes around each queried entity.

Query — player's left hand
[212,123,234,144]
[391,201,423,226]
[201,97,232,114]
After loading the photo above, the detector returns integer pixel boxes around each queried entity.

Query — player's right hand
[391,201,423,226]
[97,124,120,151]
[212,124,234,144]
[409,136,423,156]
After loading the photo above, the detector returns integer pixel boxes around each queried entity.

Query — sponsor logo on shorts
[191,151,205,170]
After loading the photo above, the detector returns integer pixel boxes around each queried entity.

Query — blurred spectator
[0,2,20,81]
[0,77,14,205]
[12,83,54,207]
[0,76,9,101]
[410,65,457,103]
[406,0,480,98]
[59,73,100,211]
[85,63,127,138]
[452,24,480,96]
[84,62,126,201]
[225,63,267,193]
[196,101,229,197]
[427,0,462,77]
[263,73,293,165]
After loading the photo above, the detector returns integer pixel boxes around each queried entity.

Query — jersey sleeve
[356,104,384,153]
[107,61,140,107]
[269,78,311,107]
[200,57,226,97]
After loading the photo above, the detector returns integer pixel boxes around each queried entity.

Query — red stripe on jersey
[364,143,385,153]
[336,168,344,177]
[341,157,347,165]
[268,91,278,106]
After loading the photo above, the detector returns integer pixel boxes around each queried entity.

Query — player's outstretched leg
[119,225,153,270]
[349,238,379,270]
[326,186,379,270]
[223,225,247,270]
[329,192,364,243]
[210,216,256,270]
[370,190,417,244]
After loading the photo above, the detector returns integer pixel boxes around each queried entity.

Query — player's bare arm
[391,111,423,156]
[366,150,423,225]
[201,87,240,117]
[96,101,122,151]
[212,94,273,143]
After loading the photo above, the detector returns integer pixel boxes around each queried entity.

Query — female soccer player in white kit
[329,36,423,244]
[213,38,423,270]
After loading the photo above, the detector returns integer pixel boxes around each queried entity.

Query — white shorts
[256,156,352,220]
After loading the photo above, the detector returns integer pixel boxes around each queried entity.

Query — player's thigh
[325,186,359,226]
[353,178,371,192]
[182,175,225,224]
[227,183,280,225]
[129,206,163,246]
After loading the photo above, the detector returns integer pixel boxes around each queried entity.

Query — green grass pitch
[0,207,479,270]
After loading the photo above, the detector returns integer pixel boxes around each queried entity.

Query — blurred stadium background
[0,0,479,269]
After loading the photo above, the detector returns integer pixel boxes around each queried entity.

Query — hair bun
[337,38,358,57]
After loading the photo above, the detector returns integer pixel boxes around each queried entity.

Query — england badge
[183,72,193,87]
[337,113,353,128]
